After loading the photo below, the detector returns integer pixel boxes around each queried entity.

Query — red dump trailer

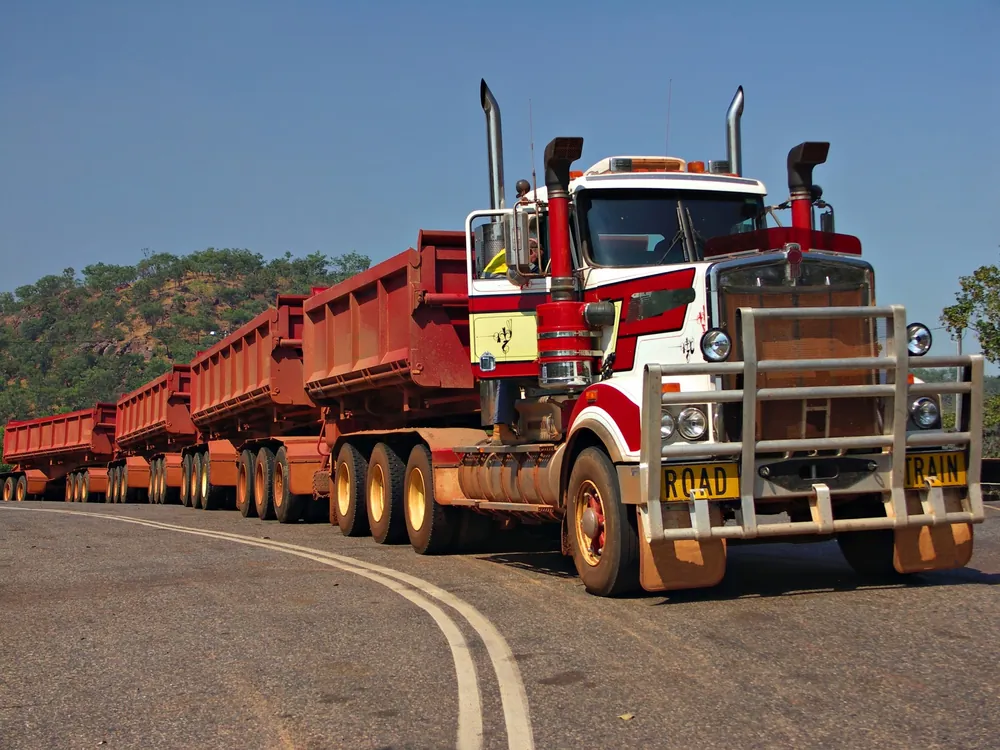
[183,294,326,520]
[302,230,490,548]
[108,365,198,504]
[1,404,117,503]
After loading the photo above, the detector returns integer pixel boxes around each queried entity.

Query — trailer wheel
[334,443,369,536]
[272,446,305,524]
[157,460,169,504]
[115,466,125,503]
[567,447,640,597]
[236,450,257,518]
[254,447,276,521]
[80,472,91,503]
[147,460,157,504]
[189,453,203,509]
[3,477,13,502]
[404,444,457,555]
[180,455,192,507]
[156,459,167,504]
[365,443,407,544]
[65,474,74,502]
[16,475,28,502]
[836,496,901,578]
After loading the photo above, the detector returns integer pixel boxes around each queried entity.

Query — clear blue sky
[1,0,998,356]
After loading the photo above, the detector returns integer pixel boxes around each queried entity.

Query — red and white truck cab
[458,81,986,596]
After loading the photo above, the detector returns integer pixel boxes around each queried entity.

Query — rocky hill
[0,248,369,435]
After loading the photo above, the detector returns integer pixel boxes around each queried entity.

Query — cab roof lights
[581,156,739,177]
[584,156,687,175]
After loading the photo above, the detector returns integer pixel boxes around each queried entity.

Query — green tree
[941,255,1000,456]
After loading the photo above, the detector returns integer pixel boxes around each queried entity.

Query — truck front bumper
[637,304,987,543]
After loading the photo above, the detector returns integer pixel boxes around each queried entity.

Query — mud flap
[893,485,975,573]
[636,511,728,592]
[893,523,974,574]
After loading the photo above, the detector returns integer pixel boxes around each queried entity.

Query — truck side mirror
[505,211,534,287]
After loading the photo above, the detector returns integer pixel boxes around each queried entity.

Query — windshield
[576,188,766,267]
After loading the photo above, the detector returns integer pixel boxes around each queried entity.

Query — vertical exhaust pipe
[480,79,506,210]
[787,141,830,230]
[725,86,744,176]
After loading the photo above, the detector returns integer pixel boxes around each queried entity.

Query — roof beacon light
[585,156,686,175]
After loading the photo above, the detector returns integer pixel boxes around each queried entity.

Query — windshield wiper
[676,201,698,261]
[684,206,708,259]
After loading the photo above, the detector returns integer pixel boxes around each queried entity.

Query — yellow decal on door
[470,312,539,363]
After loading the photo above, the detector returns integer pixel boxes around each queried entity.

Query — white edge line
[1,507,485,750]
[125,516,537,750]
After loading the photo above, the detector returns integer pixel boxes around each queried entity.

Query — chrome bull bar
[638,304,986,542]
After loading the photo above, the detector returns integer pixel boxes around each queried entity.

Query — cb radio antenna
[665,77,673,155]
[529,98,537,198]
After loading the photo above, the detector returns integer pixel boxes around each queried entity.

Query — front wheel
[836,496,902,578]
[567,447,640,597]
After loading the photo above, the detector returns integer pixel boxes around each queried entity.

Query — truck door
[466,211,550,380]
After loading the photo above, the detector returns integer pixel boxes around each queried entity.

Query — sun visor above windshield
[703,227,862,258]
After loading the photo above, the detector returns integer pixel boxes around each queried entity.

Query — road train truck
[2,80,986,598]
[299,80,987,596]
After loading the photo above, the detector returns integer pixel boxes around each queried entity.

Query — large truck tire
[3,477,13,502]
[80,472,91,503]
[65,474,74,502]
[107,468,117,503]
[189,453,203,509]
[156,459,169,504]
[15,475,28,502]
[148,460,158,504]
[236,450,257,518]
[567,447,640,597]
[366,442,407,544]
[254,447,276,521]
[155,459,166,504]
[836,496,901,578]
[404,444,457,555]
[273,446,306,524]
[334,443,369,537]
[200,453,231,511]
[180,455,192,507]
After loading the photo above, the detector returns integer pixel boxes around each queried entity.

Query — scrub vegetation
[0,247,369,468]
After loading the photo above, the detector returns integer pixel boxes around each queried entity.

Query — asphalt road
[2,500,998,750]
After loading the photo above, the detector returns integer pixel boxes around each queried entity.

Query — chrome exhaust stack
[725,86,744,177]
[480,79,506,210]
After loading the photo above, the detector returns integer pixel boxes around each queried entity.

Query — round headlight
[906,322,932,356]
[677,407,708,440]
[660,411,675,439]
[910,397,940,429]
[701,329,731,362]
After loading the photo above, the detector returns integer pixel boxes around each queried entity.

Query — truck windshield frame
[575,187,767,268]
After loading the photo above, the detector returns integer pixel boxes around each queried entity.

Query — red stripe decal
[567,383,640,452]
